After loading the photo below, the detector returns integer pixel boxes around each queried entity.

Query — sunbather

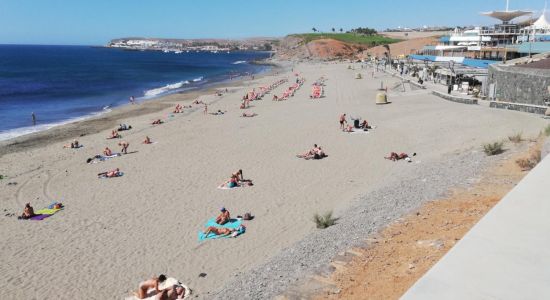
[135,274,167,299]
[156,285,186,300]
[20,203,36,219]
[203,226,235,237]
[103,147,113,156]
[97,168,121,178]
[216,207,230,225]
[143,136,152,144]
[109,130,120,139]
[63,139,80,148]
[360,120,372,129]
[152,119,163,125]
[232,169,244,182]
[241,113,257,117]
[118,141,129,154]
[385,152,415,162]
[343,125,354,132]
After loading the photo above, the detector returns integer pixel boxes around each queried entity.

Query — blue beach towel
[198,218,245,241]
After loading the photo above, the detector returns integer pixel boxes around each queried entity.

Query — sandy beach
[1,60,548,299]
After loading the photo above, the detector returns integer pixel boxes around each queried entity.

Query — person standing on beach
[118,141,129,154]
[129,96,135,105]
[31,112,36,126]
[339,114,347,130]
[203,103,208,115]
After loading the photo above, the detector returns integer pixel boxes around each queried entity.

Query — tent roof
[533,12,550,29]
[481,10,531,22]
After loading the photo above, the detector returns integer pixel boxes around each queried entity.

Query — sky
[0,0,546,45]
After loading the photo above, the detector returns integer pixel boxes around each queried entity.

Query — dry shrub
[516,150,542,171]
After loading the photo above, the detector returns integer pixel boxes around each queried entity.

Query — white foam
[144,81,190,97]
[192,76,203,82]
[232,60,247,65]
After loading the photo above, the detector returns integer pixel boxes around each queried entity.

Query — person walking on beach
[339,114,347,130]
[129,96,136,105]
[203,103,208,115]
[31,112,36,126]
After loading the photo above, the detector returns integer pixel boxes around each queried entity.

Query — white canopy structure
[481,0,531,23]
[533,8,550,29]
[481,10,531,22]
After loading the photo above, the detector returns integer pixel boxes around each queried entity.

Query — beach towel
[124,277,192,300]
[217,181,252,190]
[29,203,63,221]
[198,218,244,241]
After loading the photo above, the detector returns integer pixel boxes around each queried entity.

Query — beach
[0,60,548,299]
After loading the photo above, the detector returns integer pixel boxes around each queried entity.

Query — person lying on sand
[103,147,113,156]
[193,99,203,105]
[216,207,230,225]
[108,130,121,139]
[385,152,416,162]
[152,119,163,125]
[118,141,129,154]
[343,125,354,132]
[63,139,80,149]
[173,104,182,113]
[203,226,235,237]
[241,112,257,117]
[97,168,121,178]
[209,110,226,116]
[143,136,152,144]
[156,285,186,300]
[339,114,347,129]
[19,203,36,219]
[135,274,167,299]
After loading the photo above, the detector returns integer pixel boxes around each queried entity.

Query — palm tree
[339,28,343,33]
[332,28,335,33]
[312,27,317,33]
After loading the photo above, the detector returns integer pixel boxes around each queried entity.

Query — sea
[0,45,271,141]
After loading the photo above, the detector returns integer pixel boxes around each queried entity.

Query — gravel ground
[209,148,514,300]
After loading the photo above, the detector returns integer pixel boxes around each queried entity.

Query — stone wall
[487,64,550,106]
[432,91,478,105]
[489,101,549,115]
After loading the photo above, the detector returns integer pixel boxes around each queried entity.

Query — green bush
[313,211,338,229]
[483,141,504,156]
[544,124,550,136]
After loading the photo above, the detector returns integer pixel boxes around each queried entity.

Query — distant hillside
[276,33,401,60]
[290,33,400,46]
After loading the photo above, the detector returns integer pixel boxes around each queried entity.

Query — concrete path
[401,154,550,300]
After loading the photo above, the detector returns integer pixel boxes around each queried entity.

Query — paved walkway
[401,154,550,300]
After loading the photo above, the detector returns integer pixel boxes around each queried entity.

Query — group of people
[340,113,372,132]
[135,275,187,299]
[297,144,327,160]
[273,77,305,101]
[63,139,81,149]
[310,77,326,99]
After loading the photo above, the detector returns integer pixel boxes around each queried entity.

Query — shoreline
[1,60,547,299]
[0,60,285,158]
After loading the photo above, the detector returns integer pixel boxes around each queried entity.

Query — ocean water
[0,45,271,141]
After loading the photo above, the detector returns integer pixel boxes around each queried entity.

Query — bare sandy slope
[0,61,547,299]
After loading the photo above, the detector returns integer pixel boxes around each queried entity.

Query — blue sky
[0,0,546,45]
